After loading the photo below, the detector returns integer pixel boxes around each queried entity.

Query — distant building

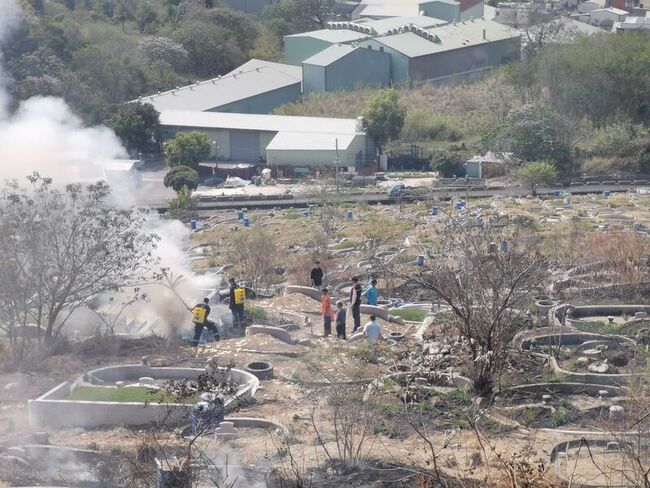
[158,110,374,176]
[302,44,391,93]
[578,0,608,13]
[352,0,485,22]
[613,13,650,29]
[220,0,278,14]
[135,59,302,115]
[284,16,447,65]
[585,7,628,25]
[358,19,521,85]
[464,151,515,178]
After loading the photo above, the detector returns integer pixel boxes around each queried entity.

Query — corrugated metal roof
[355,0,458,18]
[286,15,446,43]
[135,59,301,112]
[592,7,628,14]
[160,110,363,135]
[372,19,520,57]
[285,29,366,42]
[266,131,357,151]
[303,44,358,66]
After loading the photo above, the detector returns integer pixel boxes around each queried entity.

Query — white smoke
[0,0,218,337]
[0,97,128,180]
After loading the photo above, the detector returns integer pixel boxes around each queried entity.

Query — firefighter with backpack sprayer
[191,297,221,347]
[229,277,246,329]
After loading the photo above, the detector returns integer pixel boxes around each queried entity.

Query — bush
[164,165,199,192]
[401,109,451,142]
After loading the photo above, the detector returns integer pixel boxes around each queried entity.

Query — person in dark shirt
[310,261,324,288]
[349,276,362,332]
[335,300,347,339]
[192,297,220,347]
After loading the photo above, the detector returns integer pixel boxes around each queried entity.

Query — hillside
[2,0,282,124]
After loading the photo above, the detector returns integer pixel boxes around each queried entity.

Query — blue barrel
[237,210,244,220]
[417,255,424,266]
[603,190,610,198]
[554,190,561,198]
[500,240,508,252]
[347,211,353,220]
[243,217,250,227]
[303,210,310,217]
[476,217,483,227]
[190,219,197,230]
[455,201,463,210]
[431,207,438,216]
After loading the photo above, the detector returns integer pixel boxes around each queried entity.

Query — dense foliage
[164,131,211,169]
[163,164,199,192]
[3,0,279,124]
[362,89,406,151]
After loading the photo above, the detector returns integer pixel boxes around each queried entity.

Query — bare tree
[309,186,344,238]
[380,217,546,395]
[226,226,284,294]
[0,174,160,342]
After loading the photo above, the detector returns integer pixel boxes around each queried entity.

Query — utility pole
[334,138,340,194]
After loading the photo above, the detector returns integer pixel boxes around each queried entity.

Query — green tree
[164,165,199,192]
[363,89,406,152]
[264,0,337,38]
[430,151,462,178]
[164,131,211,169]
[515,161,559,196]
[168,185,198,219]
[111,102,160,154]
[483,104,573,173]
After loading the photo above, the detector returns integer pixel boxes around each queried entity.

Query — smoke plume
[0,0,218,337]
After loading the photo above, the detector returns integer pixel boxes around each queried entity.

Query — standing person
[310,261,324,289]
[320,288,334,337]
[362,279,378,306]
[228,277,245,329]
[335,300,347,339]
[350,276,362,332]
[363,315,383,344]
[191,298,220,347]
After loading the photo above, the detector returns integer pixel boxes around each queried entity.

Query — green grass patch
[571,320,619,335]
[283,210,301,220]
[389,308,428,322]
[245,303,268,322]
[67,386,197,404]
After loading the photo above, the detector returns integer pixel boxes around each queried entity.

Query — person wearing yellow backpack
[191,297,221,347]
[228,277,246,329]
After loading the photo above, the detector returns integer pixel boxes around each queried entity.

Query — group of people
[317,267,383,343]
[190,277,246,347]
[190,264,384,347]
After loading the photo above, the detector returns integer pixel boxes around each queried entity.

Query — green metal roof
[372,19,520,58]
[285,29,365,43]
[303,44,358,66]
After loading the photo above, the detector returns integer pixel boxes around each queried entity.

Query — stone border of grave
[498,382,626,399]
[246,324,314,348]
[564,305,650,329]
[550,438,631,487]
[547,356,641,387]
[28,364,259,429]
[175,416,288,438]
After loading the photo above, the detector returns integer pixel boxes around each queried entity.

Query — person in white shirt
[363,315,383,344]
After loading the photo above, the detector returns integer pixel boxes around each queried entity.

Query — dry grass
[274,74,519,148]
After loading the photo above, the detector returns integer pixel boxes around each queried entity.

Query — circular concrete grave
[245,361,274,380]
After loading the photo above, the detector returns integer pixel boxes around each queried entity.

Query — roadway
[145,183,648,214]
